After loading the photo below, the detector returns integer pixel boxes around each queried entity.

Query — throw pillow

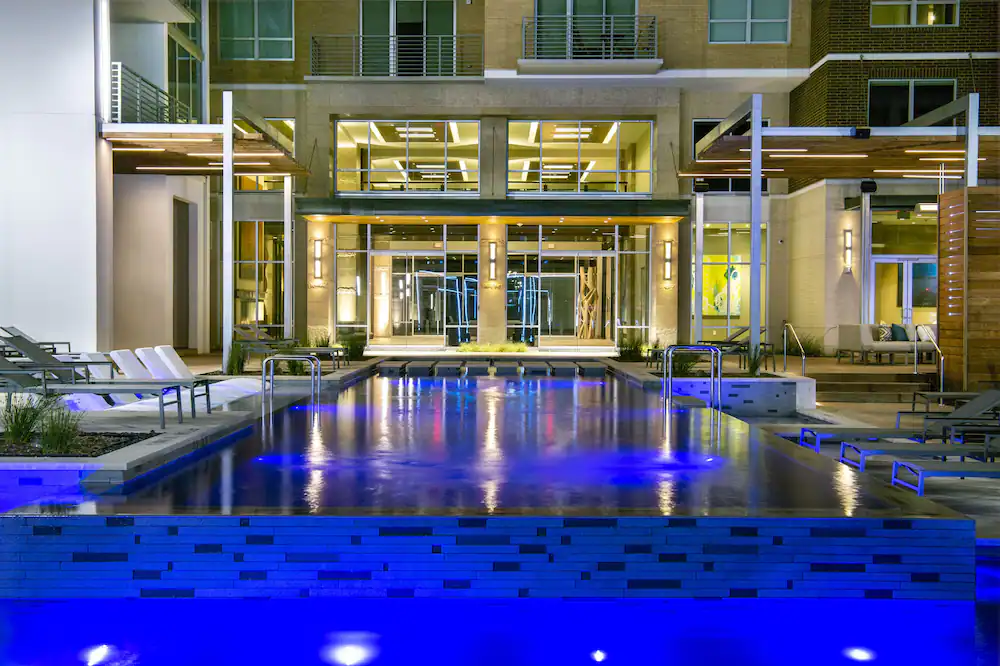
[876,325,892,342]
[890,323,908,341]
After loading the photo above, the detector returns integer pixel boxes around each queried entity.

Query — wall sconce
[843,230,853,273]
[489,241,497,281]
[663,240,672,282]
[313,239,323,280]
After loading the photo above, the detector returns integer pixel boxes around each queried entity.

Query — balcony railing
[110,62,192,124]
[522,15,657,60]
[310,34,484,77]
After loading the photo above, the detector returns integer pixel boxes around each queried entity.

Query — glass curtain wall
[508,120,653,195]
[507,224,650,349]
[336,120,479,194]
[697,222,767,343]
[234,221,285,338]
[445,225,479,345]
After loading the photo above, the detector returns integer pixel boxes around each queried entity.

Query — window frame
[691,118,770,194]
[870,1,959,28]
[219,0,295,62]
[708,0,791,45]
[867,78,957,126]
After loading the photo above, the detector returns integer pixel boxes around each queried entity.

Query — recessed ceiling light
[112,147,166,153]
[112,137,213,143]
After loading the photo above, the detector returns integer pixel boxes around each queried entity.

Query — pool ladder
[261,354,321,417]
[662,345,723,410]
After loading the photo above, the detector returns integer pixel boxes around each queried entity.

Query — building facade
[0,0,995,356]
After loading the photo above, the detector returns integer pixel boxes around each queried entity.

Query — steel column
[221,91,234,368]
[749,94,763,352]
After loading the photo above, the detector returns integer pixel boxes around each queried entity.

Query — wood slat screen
[938,189,966,390]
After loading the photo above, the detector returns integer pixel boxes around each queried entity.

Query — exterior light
[489,241,497,280]
[843,230,853,274]
[664,240,672,281]
[917,202,939,213]
[313,239,323,280]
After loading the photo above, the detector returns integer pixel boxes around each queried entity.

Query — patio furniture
[910,391,981,413]
[0,356,182,429]
[894,389,1000,427]
[135,347,213,417]
[891,459,1000,495]
[0,326,71,354]
[839,439,993,472]
[0,334,117,385]
[234,326,347,369]
[835,324,937,365]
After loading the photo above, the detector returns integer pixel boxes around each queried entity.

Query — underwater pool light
[843,647,876,661]
[81,644,112,666]
[591,649,607,662]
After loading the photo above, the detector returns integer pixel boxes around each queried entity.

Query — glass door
[540,274,578,337]
[390,255,445,339]
[870,256,937,326]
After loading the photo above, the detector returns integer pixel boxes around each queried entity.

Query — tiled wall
[0,516,974,600]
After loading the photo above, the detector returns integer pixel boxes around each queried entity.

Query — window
[871,1,958,26]
[507,120,653,195]
[709,0,789,43]
[235,118,294,190]
[336,120,480,194]
[695,222,768,343]
[869,80,955,126]
[219,0,294,60]
[691,119,769,193]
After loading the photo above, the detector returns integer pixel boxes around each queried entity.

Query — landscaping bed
[0,432,157,458]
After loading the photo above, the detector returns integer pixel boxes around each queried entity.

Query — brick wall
[791,59,1000,128]
[0,515,975,599]
[810,0,999,64]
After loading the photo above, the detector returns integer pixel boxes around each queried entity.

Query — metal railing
[110,62,192,124]
[782,322,807,376]
[310,34,484,77]
[261,354,321,417]
[522,14,657,60]
[915,324,945,391]
[662,345,723,410]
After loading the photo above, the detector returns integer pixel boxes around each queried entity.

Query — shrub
[225,341,248,375]
[285,359,307,376]
[669,353,698,377]
[797,334,825,357]
[0,396,56,445]
[39,408,82,455]
[616,333,645,362]
[310,332,331,348]
[457,342,528,353]
[745,345,765,377]
[339,333,367,361]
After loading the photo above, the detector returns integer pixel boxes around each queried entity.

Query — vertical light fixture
[489,241,497,280]
[663,240,673,281]
[313,239,322,279]
[843,229,853,273]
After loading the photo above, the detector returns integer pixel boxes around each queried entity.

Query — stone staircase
[811,371,937,403]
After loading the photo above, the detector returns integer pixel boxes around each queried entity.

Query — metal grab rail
[110,62,192,124]
[662,345,723,410]
[782,322,807,376]
[522,14,658,60]
[261,354,321,416]
[915,324,945,392]
[310,34,484,77]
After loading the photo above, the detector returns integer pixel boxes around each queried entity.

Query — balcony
[520,15,661,75]
[110,62,192,124]
[310,35,484,78]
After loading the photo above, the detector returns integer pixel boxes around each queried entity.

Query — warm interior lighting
[112,147,166,152]
[489,241,497,280]
[521,159,531,182]
[734,168,784,172]
[111,137,213,143]
[917,203,939,213]
[740,148,807,152]
[663,241,672,281]
[843,229,853,273]
[904,149,965,154]
[697,159,751,164]
[136,166,221,171]
[580,160,598,182]
[903,174,962,179]
[770,153,868,159]
[917,157,986,162]
[603,122,619,144]
[209,162,270,166]
[449,121,460,143]
[874,169,962,174]
[188,152,283,157]
[459,160,470,182]
[393,160,408,182]
[369,123,385,144]
[528,121,538,144]
[233,123,251,136]
[313,239,322,280]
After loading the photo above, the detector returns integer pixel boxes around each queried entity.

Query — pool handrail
[662,344,723,410]
[261,354,321,416]
[915,324,945,392]
[782,322,807,376]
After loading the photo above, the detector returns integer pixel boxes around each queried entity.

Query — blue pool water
[2,376,962,517]
[0,598,996,665]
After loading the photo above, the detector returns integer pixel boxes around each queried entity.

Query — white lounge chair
[79,352,137,405]
[136,347,212,417]
[152,345,258,404]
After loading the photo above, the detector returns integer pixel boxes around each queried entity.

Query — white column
[965,93,979,187]
[860,191,873,324]
[221,91,234,367]
[283,175,294,339]
[749,94,763,351]
[693,192,705,343]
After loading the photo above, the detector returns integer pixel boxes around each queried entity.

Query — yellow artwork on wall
[703,256,742,317]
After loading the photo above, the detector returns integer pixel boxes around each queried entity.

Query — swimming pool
[23,376,960,518]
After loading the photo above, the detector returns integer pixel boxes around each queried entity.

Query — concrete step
[814,381,932,393]
[816,391,920,403]
[809,372,937,383]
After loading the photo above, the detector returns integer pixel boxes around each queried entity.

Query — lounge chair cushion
[890,324,908,341]
[110,349,153,379]
[136,348,175,380]
[154,345,196,380]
